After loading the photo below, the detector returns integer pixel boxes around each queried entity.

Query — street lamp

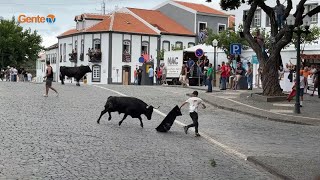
[212,39,218,87]
[287,15,311,114]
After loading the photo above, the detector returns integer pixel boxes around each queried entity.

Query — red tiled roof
[112,12,158,35]
[86,16,111,32]
[129,8,195,36]
[60,12,158,37]
[57,29,79,37]
[174,1,227,16]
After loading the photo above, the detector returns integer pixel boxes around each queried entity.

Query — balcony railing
[69,50,77,63]
[87,48,101,63]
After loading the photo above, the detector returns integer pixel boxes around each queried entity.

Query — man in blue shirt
[148,66,154,85]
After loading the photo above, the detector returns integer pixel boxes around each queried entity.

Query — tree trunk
[261,54,283,96]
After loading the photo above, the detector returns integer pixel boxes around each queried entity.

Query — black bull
[60,66,92,86]
[97,96,159,128]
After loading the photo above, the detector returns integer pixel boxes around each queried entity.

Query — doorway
[122,65,131,85]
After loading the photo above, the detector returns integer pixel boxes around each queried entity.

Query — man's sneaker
[43,94,48,97]
[195,133,201,137]
[183,126,188,134]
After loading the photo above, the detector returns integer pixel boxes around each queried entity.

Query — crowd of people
[0,66,33,82]
[133,63,168,86]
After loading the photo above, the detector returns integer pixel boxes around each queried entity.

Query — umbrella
[156,105,182,132]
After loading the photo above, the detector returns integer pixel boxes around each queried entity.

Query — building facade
[57,7,197,85]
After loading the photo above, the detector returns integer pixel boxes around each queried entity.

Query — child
[180,91,206,137]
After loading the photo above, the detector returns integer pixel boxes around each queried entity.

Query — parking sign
[230,43,242,55]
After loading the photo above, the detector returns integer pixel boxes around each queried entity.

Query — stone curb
[186,93,313,126]
[247,156,294,180]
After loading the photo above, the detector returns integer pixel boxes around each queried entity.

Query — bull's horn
[154,106,160,109]
[146,105,150,109]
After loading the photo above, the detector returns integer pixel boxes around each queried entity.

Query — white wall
[84,19,102,29]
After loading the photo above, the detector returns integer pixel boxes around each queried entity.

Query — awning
[301,54,320,60]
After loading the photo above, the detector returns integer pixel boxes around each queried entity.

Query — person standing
[27,72,32,82]
[148,66,154,85]
[311,65,320,98]
[220,61,227,90]
[206,63,213,92]
[43,61,58,97]
[180,91,206,137]
[133,68,138,85]
[246,62,253,90]
[162,63,167,85]
[187,58,195,77]
[137,68,143,85]
[274,0,285,29]
[12,67,18,82]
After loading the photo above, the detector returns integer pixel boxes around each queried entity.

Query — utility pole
[102,0,106,15]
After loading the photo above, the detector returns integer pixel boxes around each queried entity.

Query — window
[266,16,271,27]
[218,24,226,33]
[81,39,84,54]
[92,65,101,82]
[175,41,183,49]
[63,43,66,62]
[60,44,62,62]
[123,40,131,62]
[93,39,101,50]
[123,40,131,54]
[198,22,207,33]
[188,42,195,48]
[305,4,318,23]
[244,9,261,27]
[253,9,261,27]
[74,40,77,53]
[163,41,170,51]
[141,41,149,54]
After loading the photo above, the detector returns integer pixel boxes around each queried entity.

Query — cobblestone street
[0,82,274,179]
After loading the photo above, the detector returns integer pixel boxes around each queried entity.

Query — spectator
[137,68,143,85]
[274,0,286,29]
[155,67,162,85]
[148,66,154,85]
[206,63,213,92]
[246,62,253,90]
[220,61,227,90]
[27,72,32,82]
[162,63,167,85]
[133,68,138,85]
[187,58,195,77]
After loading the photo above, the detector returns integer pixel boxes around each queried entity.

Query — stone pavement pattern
[0,82,272,179]
[98,84,320,180]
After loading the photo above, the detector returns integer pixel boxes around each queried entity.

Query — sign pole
[195,48,204,87]
[198,57,200,86]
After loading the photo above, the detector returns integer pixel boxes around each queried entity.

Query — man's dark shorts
[46,78,53,87]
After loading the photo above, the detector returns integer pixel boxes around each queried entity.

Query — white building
[36,51,46,83]
[57,8,196,85]
[45,43,59,81]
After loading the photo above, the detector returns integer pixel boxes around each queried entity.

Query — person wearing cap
[180,91,206,137]
[246,62,253,90]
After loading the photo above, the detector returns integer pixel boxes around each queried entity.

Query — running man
[180,91,206,137]
[43,61,58,97]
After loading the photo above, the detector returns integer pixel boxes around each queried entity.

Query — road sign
[230,43,242,55]
[138,56,144,63]
[195,48,204,58]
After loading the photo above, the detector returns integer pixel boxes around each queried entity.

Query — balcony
[87,48,102,63]
[69,49,77,63]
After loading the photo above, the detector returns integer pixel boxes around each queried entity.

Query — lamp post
[287,15,311,114]
[212,39,218,87]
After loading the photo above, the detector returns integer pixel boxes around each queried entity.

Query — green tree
[205,26,249,56]
[0,17,43,69]
[216,0,320,96]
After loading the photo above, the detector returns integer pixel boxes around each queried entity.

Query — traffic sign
[230,43,242,55]
[195,48,204,58]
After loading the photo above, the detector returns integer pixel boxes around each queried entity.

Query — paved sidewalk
[169,85,320,126]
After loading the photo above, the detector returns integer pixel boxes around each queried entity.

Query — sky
[0,0,223,48]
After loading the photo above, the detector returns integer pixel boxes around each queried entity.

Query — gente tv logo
[18,14,56,24]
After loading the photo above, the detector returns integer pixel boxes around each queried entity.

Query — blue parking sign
[230,43,242,55]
